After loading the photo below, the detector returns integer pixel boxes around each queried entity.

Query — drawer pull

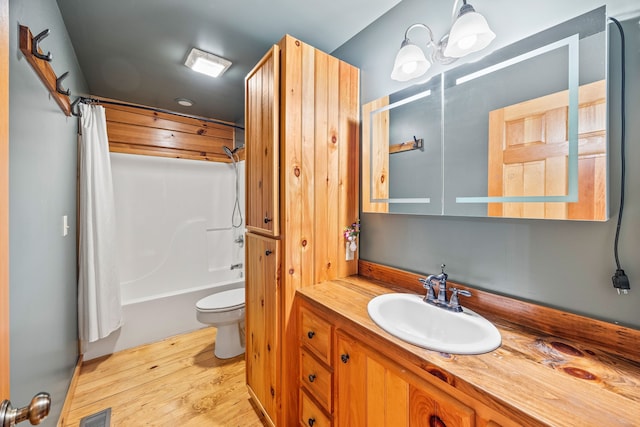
[264,216,272,224]
[341,353,350,364]
[308,374,316,383]
[308,418,316,427]
[265,250,273,256]
[307,331,315,339]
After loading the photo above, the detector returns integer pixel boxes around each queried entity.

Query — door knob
[0,392,51,426]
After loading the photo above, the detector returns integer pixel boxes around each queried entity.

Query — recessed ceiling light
[175,97,194,107]
[184,47,232,78]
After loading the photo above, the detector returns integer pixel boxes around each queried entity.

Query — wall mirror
[363,7,608,220]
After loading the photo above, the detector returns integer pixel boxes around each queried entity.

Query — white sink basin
[367,293,501,355]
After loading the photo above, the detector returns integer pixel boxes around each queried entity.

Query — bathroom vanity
[294,262,640,426]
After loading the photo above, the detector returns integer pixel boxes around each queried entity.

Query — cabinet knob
[308,374,316,383]
[308,418,316,427]
[265,250,273,256]
[264,216,272,224]
[307,331,315,339]
[341,353,350,364]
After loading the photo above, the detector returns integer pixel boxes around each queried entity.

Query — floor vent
[79,408,111,427]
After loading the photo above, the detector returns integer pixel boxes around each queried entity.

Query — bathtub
[83,268,244,361]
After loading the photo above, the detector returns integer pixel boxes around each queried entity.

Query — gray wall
[334,0,640,328]
[9,0,87,423]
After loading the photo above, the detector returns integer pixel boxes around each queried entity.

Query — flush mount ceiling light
[184,47,232,78]
[391,0,495,82]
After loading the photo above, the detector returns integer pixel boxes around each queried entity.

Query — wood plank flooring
[61,327,267,426]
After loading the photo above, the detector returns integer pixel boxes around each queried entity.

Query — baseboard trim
[57,354,83,427]
[246,385,276,427]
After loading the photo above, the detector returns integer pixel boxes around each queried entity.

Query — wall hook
[413,136,424,152]
[56,72,70,96]
[31,29,53,62]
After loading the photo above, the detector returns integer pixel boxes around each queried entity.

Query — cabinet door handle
[307,331,315,339]
[264,216,272,224]
[341,353,350,364]
[265,250,273,256]
[308,374,316,383]
[308,418,316,427]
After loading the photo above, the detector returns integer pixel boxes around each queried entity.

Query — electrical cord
[609,17,630,294]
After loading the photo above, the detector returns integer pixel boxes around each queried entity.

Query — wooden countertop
[297,275,640,427]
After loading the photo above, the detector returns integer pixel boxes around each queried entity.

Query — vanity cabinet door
[409,384,475,427]
[335,331,410,427]
[245,232,280,425]
[245,45,280,237]
[335,331,366,426]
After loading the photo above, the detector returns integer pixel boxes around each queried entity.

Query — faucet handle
[449,288,471,312]
[418,277,436,302]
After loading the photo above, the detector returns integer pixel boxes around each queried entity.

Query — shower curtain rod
[73,95,244,130]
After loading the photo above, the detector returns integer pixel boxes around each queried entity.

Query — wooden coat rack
[19,25,71,116]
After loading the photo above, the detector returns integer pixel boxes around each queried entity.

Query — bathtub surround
[77,103,123,347]
[83,153,245,360]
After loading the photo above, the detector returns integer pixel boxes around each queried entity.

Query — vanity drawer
[300,348,333,412]
[300,390,332,427]
[301,307,332,364]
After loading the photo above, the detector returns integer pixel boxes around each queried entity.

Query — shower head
[223,145,239,160]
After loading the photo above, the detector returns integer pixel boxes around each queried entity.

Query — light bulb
[456,34,478,51]
[402,61,418,74]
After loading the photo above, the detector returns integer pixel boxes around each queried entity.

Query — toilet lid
[196,288,245,312]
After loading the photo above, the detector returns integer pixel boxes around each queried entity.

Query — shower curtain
[78,103,123,346]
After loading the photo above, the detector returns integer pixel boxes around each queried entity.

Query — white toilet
[196,287,246,359]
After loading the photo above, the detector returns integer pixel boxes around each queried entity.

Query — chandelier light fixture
[391,0,496,82]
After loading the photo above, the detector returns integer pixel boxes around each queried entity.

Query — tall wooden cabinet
[244,35,360,426]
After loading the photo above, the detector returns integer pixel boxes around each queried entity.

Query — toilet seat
[196,288,245,313]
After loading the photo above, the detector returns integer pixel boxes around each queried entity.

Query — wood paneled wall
[279,35,359,294]
[278,34,360,424]
[103,103,238,162]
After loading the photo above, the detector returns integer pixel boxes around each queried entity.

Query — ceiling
[56,0,403,125]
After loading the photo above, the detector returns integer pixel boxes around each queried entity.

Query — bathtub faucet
[230,263,243,270]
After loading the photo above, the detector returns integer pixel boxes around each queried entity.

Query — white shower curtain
[78,103,123,346]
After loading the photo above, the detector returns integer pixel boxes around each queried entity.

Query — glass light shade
[391,42,431,82]
[443,11,496,58]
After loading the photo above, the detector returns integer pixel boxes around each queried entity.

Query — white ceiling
[56,0,403,124]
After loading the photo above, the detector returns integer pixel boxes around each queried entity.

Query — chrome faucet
[230,263,243,270]
[418,264,471,312]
